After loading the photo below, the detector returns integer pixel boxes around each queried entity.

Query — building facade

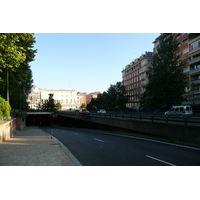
[27,86,99,110]
[153,33,200,109]
[184,33,200,108]
[122,51,153,109]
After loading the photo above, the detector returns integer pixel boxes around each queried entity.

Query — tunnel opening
[26,114,57,126]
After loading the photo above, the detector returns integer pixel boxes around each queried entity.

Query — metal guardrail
[55,111,200,126]
[89,113,200,126]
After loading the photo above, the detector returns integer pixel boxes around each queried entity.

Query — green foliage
[142,34,186,110]
[0,33,37,110]
[56,102,62,110]
[87,81,128,110]
[81,103,87,109]
[12,111,27,120]
[42,93,56,110]
[0,33,34,71]
[0,96,11,120]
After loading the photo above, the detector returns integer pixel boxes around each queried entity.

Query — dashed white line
[94,138,105,142]
[146,155,176,166]
[74,133,79,135]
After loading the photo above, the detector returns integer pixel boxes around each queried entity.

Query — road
[40,126,200,166]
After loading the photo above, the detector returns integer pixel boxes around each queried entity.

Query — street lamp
[191,82,195,115]
[19,81,22,111]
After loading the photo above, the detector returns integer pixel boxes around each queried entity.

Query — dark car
[79,109,90,115]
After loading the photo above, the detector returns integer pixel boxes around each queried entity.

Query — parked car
[79,109,90,115]
[98,109,106,114]
[164,106,193,117]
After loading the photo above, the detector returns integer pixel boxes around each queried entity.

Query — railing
[190,68,200,75]
[89,113,200,126]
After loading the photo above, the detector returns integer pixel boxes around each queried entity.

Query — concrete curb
[47,134,82,166]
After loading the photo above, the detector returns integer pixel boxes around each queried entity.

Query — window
[176,34,180,40]
[182,39,187,45]
[183,67,189,73]
[182,48,188,54]
[189,40,200,51]
[177,43,181,48]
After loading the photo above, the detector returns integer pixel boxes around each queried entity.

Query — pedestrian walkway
[0,126,81,166]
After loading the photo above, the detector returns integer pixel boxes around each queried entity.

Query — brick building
[122,51,153,109]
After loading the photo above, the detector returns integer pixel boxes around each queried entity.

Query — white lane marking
[146,155,176,166]
[74,133,79,135]
[86,130,200,151]
[94,138,105,142]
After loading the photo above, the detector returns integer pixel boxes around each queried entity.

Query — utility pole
[6,69,9,103]
[19,82,22,111]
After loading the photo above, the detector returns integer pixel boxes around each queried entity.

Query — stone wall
[0,119,16,142]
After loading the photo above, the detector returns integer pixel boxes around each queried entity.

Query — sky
[31,33,160,93]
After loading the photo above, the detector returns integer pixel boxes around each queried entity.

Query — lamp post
[19,81,22,111]
[191,82,195,115]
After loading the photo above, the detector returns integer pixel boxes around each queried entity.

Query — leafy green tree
[42,93,56,110]
[107,81,127,110]
[143,33,186,110]
[81,103,87,109]
[87,81,127,110]
[0,33,36,110]
[0,96,11,120]
[56,102,62,110]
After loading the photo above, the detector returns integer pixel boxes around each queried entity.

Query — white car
[164,106,193,117]
[98,109,106,114]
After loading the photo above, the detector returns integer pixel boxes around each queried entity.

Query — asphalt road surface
[40,126,200,166]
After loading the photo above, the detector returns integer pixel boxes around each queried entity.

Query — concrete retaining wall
[15,117,26,131]
[0,119,16,143]
[58,114,200,146]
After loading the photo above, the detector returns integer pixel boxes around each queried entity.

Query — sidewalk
[0,126,81,166]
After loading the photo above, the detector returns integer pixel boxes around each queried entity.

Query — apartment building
[174,33,190,94]
[39,88,78,109]
[153,33,200,108]
[186,33,200,108]
[77,92,99,105]
[28,86,99,110]
[122,51,153,109]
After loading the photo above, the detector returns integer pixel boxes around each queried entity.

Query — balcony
[188,35,200,45]
[191,78,200,84]
[189,56,200,65]
[190,68,200,76]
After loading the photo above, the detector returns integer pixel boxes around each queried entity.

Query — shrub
[0,97,11,121]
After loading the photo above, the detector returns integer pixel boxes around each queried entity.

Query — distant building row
[27,86,99,110]
[122,33,200,109]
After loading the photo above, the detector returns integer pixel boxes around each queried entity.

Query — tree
[81,103,87,109]
[0,33,37,110]
[42,93,56,110]
[0,96,11,120]
[107,81,127,110]
[87,81,127,110]
[56,102,62,110]
[143,34,186,110]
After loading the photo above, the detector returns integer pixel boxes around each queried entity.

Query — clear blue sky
[31,33,160,93]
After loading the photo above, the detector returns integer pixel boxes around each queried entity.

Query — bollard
[184,118,187,125]
[151,116,153,122]
[51,129,53,139]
